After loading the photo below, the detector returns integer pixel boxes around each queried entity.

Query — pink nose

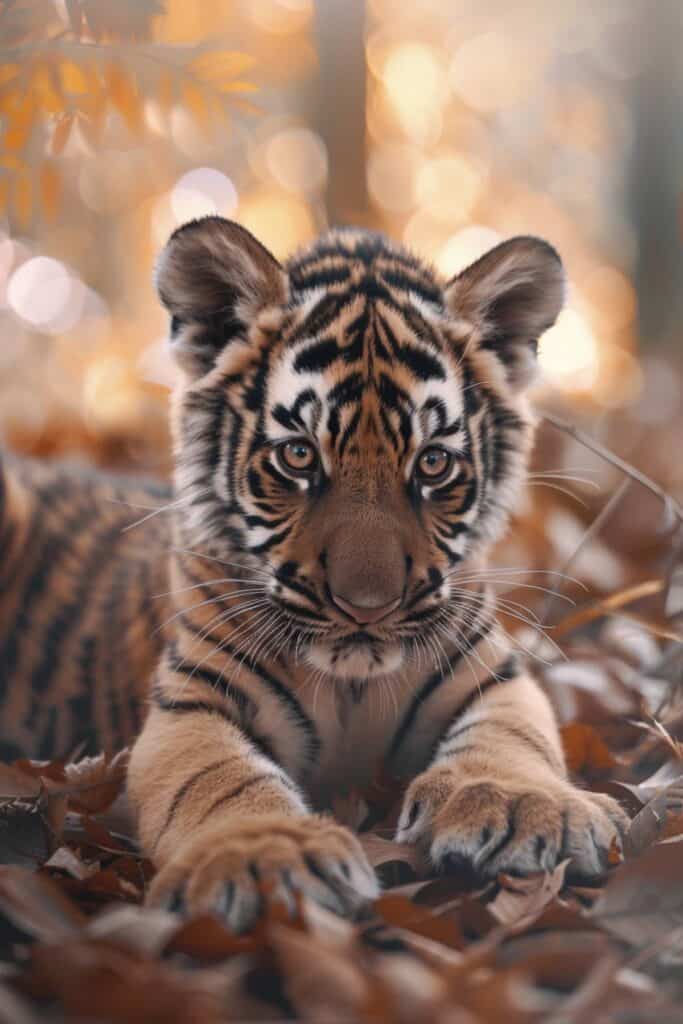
[331,593,402,625]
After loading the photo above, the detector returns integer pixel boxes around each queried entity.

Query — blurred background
[1,0,682,646]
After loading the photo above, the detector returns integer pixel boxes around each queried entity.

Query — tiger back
[0,452,170,759]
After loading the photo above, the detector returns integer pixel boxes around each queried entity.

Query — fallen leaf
[561,722,617,777]
[0,867,85,942]
[594,841,683,947]
[489,862,568,926]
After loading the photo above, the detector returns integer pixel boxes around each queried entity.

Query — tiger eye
[416,446,453,483]
[278,439,318,474]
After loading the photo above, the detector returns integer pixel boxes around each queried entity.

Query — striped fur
[0,454,170,760]
[2,220,627,922]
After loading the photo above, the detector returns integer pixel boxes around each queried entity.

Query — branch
[535,477,631,635]
[541,411,683,527]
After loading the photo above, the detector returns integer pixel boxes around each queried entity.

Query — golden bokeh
[0,0,680,464]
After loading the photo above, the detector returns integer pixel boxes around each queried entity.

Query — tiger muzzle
[324,511,407,626]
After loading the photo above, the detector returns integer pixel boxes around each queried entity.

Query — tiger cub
[4,219,628,927]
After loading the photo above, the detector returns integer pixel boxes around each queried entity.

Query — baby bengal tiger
[0,218,627,929]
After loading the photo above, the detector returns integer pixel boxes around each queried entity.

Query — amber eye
[276,438,318,476]
[415,446,454,484]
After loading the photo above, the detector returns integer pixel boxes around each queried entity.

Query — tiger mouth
[306,635,404,680]
[338,630,375,645]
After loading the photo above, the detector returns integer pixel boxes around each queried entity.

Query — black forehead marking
[286,230,443,312]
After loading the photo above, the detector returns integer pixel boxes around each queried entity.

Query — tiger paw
[147,812,378,931]
[396,764,629,881]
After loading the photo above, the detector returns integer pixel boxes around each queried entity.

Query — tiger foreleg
[128,699,377,929]
[396,673,628,882]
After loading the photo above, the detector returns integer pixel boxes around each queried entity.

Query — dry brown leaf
[0,764,43,803]
[373,893,465,950]
[594,840,683,947]
[269,921,368,1021]
[45,846,97,881]
[359,833,423,872]
[489,861,568,926]
[623,778,683,857]
[561,721,617,777]
[62,749,129,814]
[21,940,222,1024]
[0,867,85,940]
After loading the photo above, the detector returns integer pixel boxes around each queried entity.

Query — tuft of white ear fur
[155,216,287,377]
[445,236,565,390]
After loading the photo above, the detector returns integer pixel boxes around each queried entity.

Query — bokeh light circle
[7,258,73,330]
[170,167,238,224]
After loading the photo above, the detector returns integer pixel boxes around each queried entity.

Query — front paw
[147,813,378,931]
[397,765,628,882]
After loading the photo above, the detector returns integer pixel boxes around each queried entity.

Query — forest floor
[0,416,682,1023]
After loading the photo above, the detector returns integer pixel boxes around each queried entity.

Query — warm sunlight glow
[170,167,238,224]
[237,190,315,259]
[6,257,85,333]
[265,129,328,195]
[538,307,600,390]
[380,42,444,145]
[435,226,501,277]
[449,32,546,112]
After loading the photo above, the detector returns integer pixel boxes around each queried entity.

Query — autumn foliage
[0,0,256,228]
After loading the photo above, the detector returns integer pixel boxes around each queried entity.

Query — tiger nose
[331,592,402,624]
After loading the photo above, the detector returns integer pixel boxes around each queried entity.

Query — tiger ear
[155,216,287,377]
[444,236,565,390]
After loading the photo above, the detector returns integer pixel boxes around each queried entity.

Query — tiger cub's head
[157,218,564,680]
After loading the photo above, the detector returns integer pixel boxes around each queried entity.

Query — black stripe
[290,265,351,290]
[482,720,563,773]
[223,645,320,764]
[197,773,285,825]
[23,516,135,734]
[166,641,254,713]
[294,338,339,373]
[155,757,239,847]
[431,656,521,760]
[0,484,100,702]
[395,344,445,381]
[388,617,495,759]
[153,686,281,765]
[153,688,241,726]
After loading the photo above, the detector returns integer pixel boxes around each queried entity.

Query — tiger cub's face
[157,219,564,680]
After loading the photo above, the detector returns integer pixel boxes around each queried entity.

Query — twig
[541,411,683,526]
[536,477,631,637]
[553,579,666,639]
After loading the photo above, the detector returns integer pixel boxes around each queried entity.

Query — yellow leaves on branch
[0,42,257,227]
[40,160,61,222]
[105,61,143,134]
[188,50,256,91]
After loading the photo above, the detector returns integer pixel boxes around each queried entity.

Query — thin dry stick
[536,476,631,635]
[553,578,666,638]
[541,411,683,526]
[532,412,683,651]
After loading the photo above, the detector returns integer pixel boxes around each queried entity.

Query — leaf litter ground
[0,419,682,1022]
